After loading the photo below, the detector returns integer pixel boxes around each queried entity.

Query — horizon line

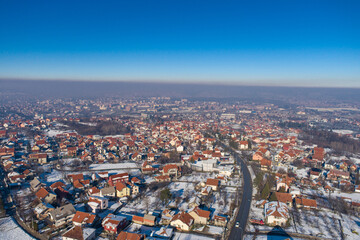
[1,77,360,90]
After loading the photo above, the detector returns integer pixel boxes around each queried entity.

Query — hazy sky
[0,0,359,87]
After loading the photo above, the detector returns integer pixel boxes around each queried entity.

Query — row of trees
[60,120,132,136]
[252,163,277,201]
[300,128,360,154]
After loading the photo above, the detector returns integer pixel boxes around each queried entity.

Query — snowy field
[0,217,34,240]
[45,129,67,137]
[205,225,224,235]
[247,199,360,240]
[179,172,216,183]
[303,188,360,203]
[333,129,354,135]
[89,162,139,170]
[178,172,241,187]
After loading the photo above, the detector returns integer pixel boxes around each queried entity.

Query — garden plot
[125,223,157,236]
[210,189,236,215]
[205,225,224,235]
[292,209,360,239]
[179,172,215,183]
[45,169,65,183]
[179,172,241,187]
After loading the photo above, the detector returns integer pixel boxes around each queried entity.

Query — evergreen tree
[260,183,270,199]
[269,192,278,202]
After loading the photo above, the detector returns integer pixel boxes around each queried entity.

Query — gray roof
[49,203,76,221]
[30,178,41,189]
[100,186,115,195]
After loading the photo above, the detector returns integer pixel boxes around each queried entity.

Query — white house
[264,201,289,227]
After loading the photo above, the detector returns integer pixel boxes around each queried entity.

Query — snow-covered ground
[45,169,65,183]
[205,225,224,235]
[247,198,360,240]
[0,217,34,240]
[178,172,241,187]
[89,162,138,170]
[304,188,360,203]
[291,166,308,179]
[179,172,216,183]
[46,129,67,137]
[333,129,354,135]
[244,235,303,240]
[173,232,214,240]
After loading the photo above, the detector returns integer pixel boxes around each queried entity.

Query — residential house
[36,187,57,204]
[213,215,227,227]
[188,207,211,225]
[102,214,128,234]
[34,202,54,220]
[205,178,220,191]
[88,186,101,196]
[48,203,76,227]
[72,211,96,227]
[260,158,272,171]
[155,175,171,182]
[160,209,176,225]
[274,192,293,207]
[170,212,194,231]
[328,169,350,180]
[62,226,96,240]
[30,178,42,192]
[116,182,131,198]
[29,153,48,164]
[87,196,108,213]
[132,214,156,226]
[294,198,317,209]
[100,186,116,198]
[239,141,249,149]
[264,201,289,227]
[109,173,129,186]
[162,164,181,179]
[116,231,144,240]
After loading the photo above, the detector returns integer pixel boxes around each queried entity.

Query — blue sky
[0,0,359,87]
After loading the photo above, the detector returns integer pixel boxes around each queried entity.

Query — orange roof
[171,212,194,227]
[36,187,49,199]
[193,207,210,219]
[115,182,128,191]
[295,198,317,207]
[50,181,65,189]
[132,215,143,223]
[72,211,96,224]
[275,192,292,203]
[63,226,83,240]
[206,178,220,186]
[117,231,143,240]
[163,164,179,174]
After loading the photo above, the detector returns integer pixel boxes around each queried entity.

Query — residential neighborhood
[1,94,360,240]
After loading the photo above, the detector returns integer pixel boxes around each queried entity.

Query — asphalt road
[228,150,253,240]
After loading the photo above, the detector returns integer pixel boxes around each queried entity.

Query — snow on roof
[264,201,289,219]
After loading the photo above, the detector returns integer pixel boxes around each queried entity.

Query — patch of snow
[173,232,215,240]
[89,162,138,170]
[0,217,35,240]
